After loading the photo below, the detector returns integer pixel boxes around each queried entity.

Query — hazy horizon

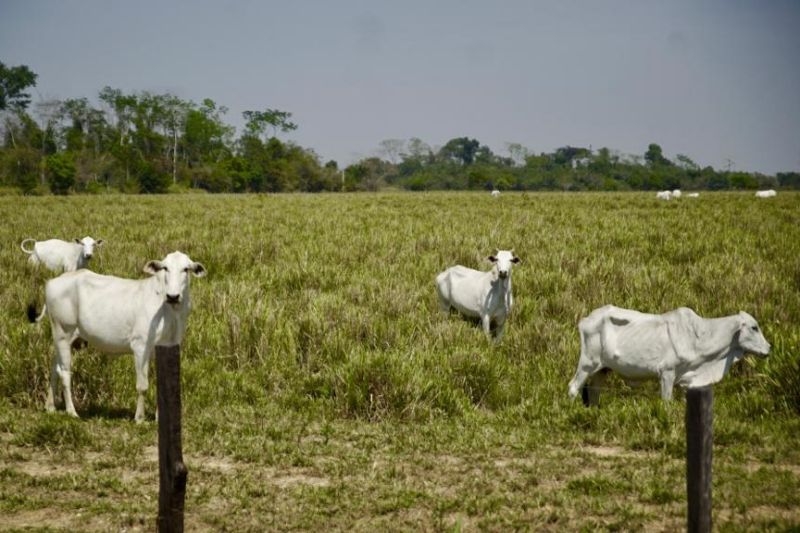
[1,0,799,174]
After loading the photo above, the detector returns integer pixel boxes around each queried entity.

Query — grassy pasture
[0,191,799,531]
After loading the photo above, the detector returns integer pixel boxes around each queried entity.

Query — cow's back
[597,308,676,375]
[36,240,76,271]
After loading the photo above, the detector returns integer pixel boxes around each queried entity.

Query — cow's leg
[659,368,675,401]
[481,314,493,340]
[52,333,79,418]
[493,317,506,343]
[583,368,609,407]
[45,355,59,412]
[132,342,152,423]
[570,362,603,404]
[435,276,450,313]
[568,363,600,400]
[569,328,602,400]
[437,292,450,313]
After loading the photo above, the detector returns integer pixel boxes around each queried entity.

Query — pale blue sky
[1,0,799,173]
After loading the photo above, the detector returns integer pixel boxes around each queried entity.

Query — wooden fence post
[156,344,187,533]
[686,386,713,533]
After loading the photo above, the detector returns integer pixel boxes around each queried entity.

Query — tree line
[2,62,798,194]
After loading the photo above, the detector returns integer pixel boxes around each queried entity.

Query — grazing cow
[28,251,206,422]
[491,189,501,197]
[671,189,682,198]
[755,190,777,198]
[21,237,104,273]
[436,250,520,342]
[687,192,700,198]
[569,305,770,403]
[568,305,770,404]
[656,191,672,200]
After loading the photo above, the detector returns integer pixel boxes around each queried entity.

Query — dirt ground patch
[0,508,113,532]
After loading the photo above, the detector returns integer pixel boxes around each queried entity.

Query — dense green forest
[2,62,798,194]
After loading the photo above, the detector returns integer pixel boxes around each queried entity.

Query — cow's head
[487,250,521,279]
[144,251,206,306]
[74,236,104,260]
[736,311,771,357]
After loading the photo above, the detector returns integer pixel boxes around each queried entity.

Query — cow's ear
[488,256,497,263]
[144,260,165,275]
[74,238,82,245]
[511,256,521,264]
[190,262,207,278]
[96,239,105,246]
[738,311,748,328]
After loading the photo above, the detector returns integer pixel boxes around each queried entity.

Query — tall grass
[1,191,798,423]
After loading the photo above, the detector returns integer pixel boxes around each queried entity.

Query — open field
[1,191,799,531]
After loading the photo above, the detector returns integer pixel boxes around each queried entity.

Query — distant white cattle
[656,191,672,200]
[491,189,501,197]
[29,251,206,422]
[568,305,770,404]
[671,189,682,198]
[755,190,777,198]
[687,192,700,198]
[436,250,520,342]
[21,237,104,273]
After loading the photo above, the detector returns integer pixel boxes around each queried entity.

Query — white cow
[21,236,104,273]
[29,251,206,422]
[687,192,700,198]
[671,189,682,198]
[656,191,672,200]
[568,305,770,404]
[491,189,501,197]
[436,250,520,342]
[755,190,777,198]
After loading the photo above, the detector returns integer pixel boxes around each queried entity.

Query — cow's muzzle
[166,294,181,305]
[498,271,509,279]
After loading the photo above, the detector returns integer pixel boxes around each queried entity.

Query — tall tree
[377,138,405,164]
[645,143,671,167]
[505,143,529,166]
[0,62,37,112]
[99,86,137,186]
[33,98,61,184]
[439,137,481,165]
[184,99,232,166]
[242,108,297,143]
[0,62,38,150]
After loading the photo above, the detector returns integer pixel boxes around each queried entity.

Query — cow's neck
[489,271,512,308]
[696,315,741,361]
[158,298,190,346]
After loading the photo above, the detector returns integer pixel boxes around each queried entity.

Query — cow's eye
[751,325,759,332]
[162,267,169,272]
[183,267,189,273]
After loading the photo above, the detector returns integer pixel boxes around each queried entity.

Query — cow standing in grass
[28,251,206,422]
[568,305,771,405]
[21,236,104,273]
[436,250,520,342]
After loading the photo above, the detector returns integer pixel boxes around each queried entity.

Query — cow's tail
[27,303,47,323]
[20,238,36,255]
